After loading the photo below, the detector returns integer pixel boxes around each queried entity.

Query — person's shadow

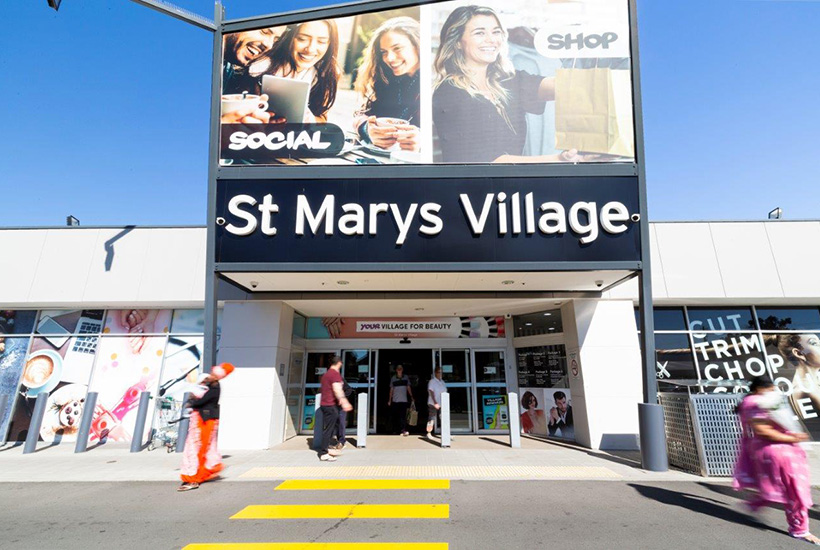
[628,483,788,536]
[697,482,820,521]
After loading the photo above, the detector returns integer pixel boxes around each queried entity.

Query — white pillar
[561,299,642,450]
[216,301,293,449]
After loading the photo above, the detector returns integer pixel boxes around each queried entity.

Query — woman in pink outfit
[734,376,818,544]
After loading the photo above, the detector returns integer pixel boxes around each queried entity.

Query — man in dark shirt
[318,355,353,461]
[547,391,574,439]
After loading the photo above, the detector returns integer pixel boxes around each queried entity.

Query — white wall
[562,299,643,450]
[0,227,205,308]
[216,301,293,450]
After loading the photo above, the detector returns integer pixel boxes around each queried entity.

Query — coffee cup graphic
[22,350,63,396]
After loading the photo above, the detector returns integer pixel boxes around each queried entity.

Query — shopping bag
[407,403,418,426]
[554,67,635,158]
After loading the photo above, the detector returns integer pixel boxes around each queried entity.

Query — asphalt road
[0,480,817,550]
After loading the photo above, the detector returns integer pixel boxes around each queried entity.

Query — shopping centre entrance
[297,343,510,437]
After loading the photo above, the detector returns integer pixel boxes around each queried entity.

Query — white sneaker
[402,431,409,436]
[319,454,337,462]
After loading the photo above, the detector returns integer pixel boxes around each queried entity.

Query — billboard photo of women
[765,333,820,439]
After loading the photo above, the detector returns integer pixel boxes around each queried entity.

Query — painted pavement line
[231,504,450,519]
[183,544,448,550]
[274,479,450,491]
[240,465,621,480]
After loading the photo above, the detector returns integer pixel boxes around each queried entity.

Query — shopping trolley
[149,396,183,452]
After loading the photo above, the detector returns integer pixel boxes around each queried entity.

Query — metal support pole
[440,392,451,448]
[175,392,191,453]
[356,392,368,448]
[130,392,152,453]
[508,392,521,448]
[0,393,9,445]
[202,2,224,376]
[23,393,49,454]
[74,392,98,453]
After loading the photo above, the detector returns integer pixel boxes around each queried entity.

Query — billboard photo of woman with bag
[432,5,587,164]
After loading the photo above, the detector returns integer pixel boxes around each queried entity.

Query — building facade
[2,220,818,450]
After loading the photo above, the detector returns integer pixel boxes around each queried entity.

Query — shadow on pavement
[478,436,510,448]
[629,483,788,536]
[698,482,820,521]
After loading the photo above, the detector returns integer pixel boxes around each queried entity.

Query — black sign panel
[214,176,640,265]
[517,345,567,388]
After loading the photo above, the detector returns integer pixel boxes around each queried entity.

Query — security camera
[595,280,604,288]
[249,281,259,289]
[215,217,226,226]
[504,313,512,319]
[630,213,641,223]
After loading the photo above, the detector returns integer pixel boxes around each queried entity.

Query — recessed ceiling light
[502,280,515,285]
[548,327,555,331]
[525,322,532,326]
[543,313,552,316]
[337,280,349,285]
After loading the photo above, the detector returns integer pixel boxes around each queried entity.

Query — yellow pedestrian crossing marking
[275,479,450,491]
[240,465,620,480]
[231,504,449,519]
[183,544,448,549]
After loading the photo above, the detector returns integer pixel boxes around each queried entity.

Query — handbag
[554,64,635,158]
[406,402,418,426]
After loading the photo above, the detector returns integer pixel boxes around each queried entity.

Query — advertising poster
[517,345,566,387]
[6,310,104,443]
[0,310,37,440]
[519,387,574,440]
[219,0,633,166]
[763,332,820,439]
[482,394,509,430]
[307,316,506,339]
[302,394,316,430]
[85,309,172,444]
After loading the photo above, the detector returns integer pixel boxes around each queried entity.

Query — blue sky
[1,0,818,226]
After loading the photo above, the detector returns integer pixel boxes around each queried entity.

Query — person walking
[333,379,355,450]
[734,376,819,544]
[426,366,447,440]
[178,362,234,492]
[318,355,352,461]
[388,365,413,436]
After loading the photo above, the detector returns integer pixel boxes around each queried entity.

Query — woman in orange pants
[178,363,234,492]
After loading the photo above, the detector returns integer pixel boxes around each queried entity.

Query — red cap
[211,362,235,380]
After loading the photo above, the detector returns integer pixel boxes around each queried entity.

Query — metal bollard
[175,393,191,453]
[0,393,10,445]
[440,392,451,448]
[639,403,669,472]
[23,393,49,454]
[508,392,521,448]
[130,392,152,453]
[74,392,98,453]
[356,392,368,448]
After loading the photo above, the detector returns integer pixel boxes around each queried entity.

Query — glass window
[170,309,205,334]
[304,352,338,385]
[343,350,370,384]
[292,313,307,339]
[475,351,506,383]
[438,350,470,383]
[478,387,509,430]
[446,386,473,432]
[653,308,687,331]
[513,310,562,337]
[655,333,698,381]
[301,387,319,431]
[687,307,756,333]
[103,309,172,335]
[757,308,820,331]
[762,332,820,439]
[516,345,567,388]
[690,331,767,383]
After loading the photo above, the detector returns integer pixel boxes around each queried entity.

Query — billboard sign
[218,0,634,166]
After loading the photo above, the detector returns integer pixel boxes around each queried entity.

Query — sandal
[793,534,820,545]
[177,482,200,492]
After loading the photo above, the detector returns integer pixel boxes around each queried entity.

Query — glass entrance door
[342,349,375,434]
[435,349,473,433]
[473,350,509,433]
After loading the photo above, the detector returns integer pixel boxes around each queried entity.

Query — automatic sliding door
[342,350,374,434]
[436,349,472,433]
[301,351,339,433]
[474,350,509,432]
